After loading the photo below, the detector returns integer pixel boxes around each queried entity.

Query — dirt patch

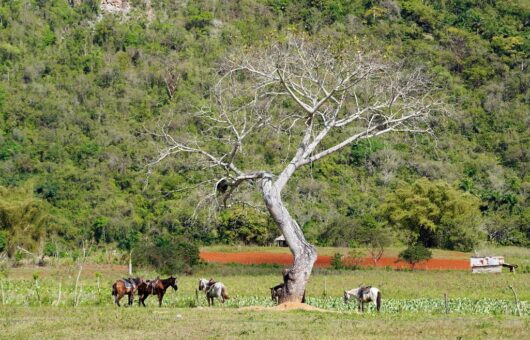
[239,302,327,312]
[200,251,470,270]
[272,302,327,311]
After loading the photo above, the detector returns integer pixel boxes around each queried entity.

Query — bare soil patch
[200,251,469,270]
[239,302,328,312]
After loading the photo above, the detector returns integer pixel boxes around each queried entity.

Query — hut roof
[274,235,286,241]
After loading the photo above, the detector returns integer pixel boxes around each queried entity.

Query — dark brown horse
[112,277,143,306]
[137,276,178,307]
[270,283,305,304]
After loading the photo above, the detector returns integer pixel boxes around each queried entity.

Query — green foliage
[331,252,344,270]
[0,185,61,256]
[0,230,6,252]
[0,0,527,251]
[356,215,393,264]
[348,138,386,166]
[381,178,483,251]
[218,207,275,245]
[398,244,432,270]
[132,234,199,274]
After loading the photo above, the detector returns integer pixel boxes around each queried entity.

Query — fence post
[508,285,522,317]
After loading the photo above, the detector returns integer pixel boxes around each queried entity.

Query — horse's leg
[158,292,163,307]
[116,292,123,307]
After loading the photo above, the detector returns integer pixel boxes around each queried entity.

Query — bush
[0,231,6,252]
[217,207,275,245]
[398,244,432,270]
[330,252,344,270]
[132,234,200,275]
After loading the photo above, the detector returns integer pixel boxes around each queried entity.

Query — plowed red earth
[200,251,469,270]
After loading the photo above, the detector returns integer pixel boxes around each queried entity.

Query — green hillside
[0,0,528,256]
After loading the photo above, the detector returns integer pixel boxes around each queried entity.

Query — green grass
[1,263,529,306]
[1,306,529,339]
[2,246,530,338]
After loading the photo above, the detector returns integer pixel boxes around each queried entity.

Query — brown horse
[270,283,306,304]
[112,277,143,306]
[137,276,178,307]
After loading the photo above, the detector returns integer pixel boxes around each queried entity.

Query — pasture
[1,246,529,338]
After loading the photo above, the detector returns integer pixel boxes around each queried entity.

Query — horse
[111,277,143,307]
[270,283,306,304]
[198,278,229,306]
[343,286,381,312]
[137,276,178,307]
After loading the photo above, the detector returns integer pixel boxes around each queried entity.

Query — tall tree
[149,35,442,302]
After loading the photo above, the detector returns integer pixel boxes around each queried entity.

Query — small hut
[274,235,288,247]
[470,256,504,273]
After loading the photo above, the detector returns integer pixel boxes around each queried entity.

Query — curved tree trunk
[261,176,317,303]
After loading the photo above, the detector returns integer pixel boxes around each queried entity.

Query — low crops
[1,279,527,316]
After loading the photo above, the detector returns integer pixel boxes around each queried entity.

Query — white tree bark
[148,35,443,302]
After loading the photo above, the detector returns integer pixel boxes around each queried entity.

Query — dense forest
[0,0,528,258]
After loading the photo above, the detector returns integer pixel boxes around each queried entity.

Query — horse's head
[169,276,178,291]
[198,278,207,291]
[343,290,351,304]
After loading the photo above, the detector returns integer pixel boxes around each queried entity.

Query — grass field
[1,246,529,338]
[2,306,529,339]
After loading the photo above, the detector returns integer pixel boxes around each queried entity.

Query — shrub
[132,234,200,275]
[0,231,6,252]
[398,244,432,270]
[331,252,344,270]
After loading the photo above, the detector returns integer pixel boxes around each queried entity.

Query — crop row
[0,280,526,315]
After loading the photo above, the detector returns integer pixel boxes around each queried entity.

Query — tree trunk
[261,176,317,303]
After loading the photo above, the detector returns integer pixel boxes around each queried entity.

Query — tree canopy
[0,0,528,254]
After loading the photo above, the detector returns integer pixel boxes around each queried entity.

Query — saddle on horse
[357,285,372,299]
[123,278,137,290]
[206,279,216,289]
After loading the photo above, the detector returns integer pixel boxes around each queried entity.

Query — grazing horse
[343,286,381,312]
[137,276,178,307]
[270,283,306,304]
[112,277,143,306]
[198,278,229,306]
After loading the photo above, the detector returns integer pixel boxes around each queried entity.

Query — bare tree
[149,36,442,303]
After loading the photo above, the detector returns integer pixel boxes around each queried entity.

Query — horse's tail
[112,282,117,296]
[376,291,381,312]
[221,286,229,300]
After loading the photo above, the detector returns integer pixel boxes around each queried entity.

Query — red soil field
[200,251,470,271]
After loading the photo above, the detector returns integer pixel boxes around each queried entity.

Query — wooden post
[508,285,522,317]
[444,293,449,314]
[74,241,86,307]
[128,250,133,276]
[53,281,62,306]
[0,279,5,305]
